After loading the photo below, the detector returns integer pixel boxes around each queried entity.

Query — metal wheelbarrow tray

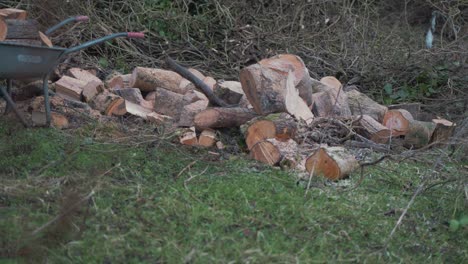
[0,15,144,127]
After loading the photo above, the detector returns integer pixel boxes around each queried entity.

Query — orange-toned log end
[382,109,414,136]
[250,141,281,166]
[305,146,359,181]
[355,115,392,144]
[320,76,342,91]
[106,98,126,116]
[244,120,276,150]
[180,127,198,146]
[198,129,217,147]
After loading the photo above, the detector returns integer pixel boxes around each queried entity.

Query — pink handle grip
[75,16,89,22]
[127,32,145,39]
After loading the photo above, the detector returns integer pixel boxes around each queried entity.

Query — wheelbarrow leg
[4,79,12,114]
[0,85,29,127]
[43,75,52,126]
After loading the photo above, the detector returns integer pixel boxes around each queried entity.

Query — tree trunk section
[129,67,185,93]
[305,146,359,180]
[194,107,258,130]
[354,115,392,144]
[430,118,456,144]
[54,76,86,101]
[153,88,185,120]
[382,109,414,136]
[404,120,436,148]
[91,91,126,116]
[198,129,217,147]
[214,80,244,105]
[4,19,39,39]
[0,8,28,20]
[347,89,388,122]
[178,99,209,127]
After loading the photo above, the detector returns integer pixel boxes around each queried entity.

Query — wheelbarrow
[0,15,145,127]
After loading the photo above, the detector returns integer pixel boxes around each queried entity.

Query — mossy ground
[0,118,466,263]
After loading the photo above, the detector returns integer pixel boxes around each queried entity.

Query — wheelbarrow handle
[45,15,90,36]
[63,32,145,55]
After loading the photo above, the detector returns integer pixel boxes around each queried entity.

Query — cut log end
[305,146,359,180]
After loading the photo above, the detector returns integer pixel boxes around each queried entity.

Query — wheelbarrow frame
[0,16,144,127]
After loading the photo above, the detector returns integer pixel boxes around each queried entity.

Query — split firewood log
[81,80,101,102]
[198,129,217,147]
[320,76,342,91]
[91,91,126,116]
[404,120,437,148]
[241,113,297,150]
[124,100,153,119]
[147,112,172,125]
[347,89,388,122]
[178,99,209,127]
[310,77,351,117]
[68,68,103,86]
[1,19,39,40]
[430,118,456,144]
[240,64,314,123]
[183,89,208,104]
[129,67,186,94]
[250,138,298,167]
[194,107,258,130]
[0,8,27,20]
[214,80,244,105]
[113,88,153,109]
[203,76,217,91]
[353,115,392,144]
[305,146,359,180]
[54,76,87,101]
[388,103,433,121]
[180,127,198,146]
[153,88,185,120]
[106,73,132,90]
[382,109,414,136]
[259,54,313,105]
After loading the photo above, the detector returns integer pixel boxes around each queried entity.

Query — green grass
[0,119,467,263]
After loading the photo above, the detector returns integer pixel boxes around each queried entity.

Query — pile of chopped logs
[2,9,456,181]
[0,8,53,46]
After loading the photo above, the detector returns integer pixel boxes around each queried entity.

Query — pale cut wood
[305,146,359,180]
[404,120,437,148]
[4,19,39,39]
[198,129,217,147]
[91,91,126,116]
[106,73,131,90]
[203,76,217,91]
[347,89,388,122]
[188,68,206,81]
[354,115,392,144]
[39,31,52,47]
[147,112,172,124]
[250,141,281,166]
[285,71,314,124]
[32,111,69,129]
[179,78,195,92]
[259,54,313,105]
[320,76,342,91]
[0,8,27,20]
[55,76,86,101]
[269,138,299,169]
[183,89,208,104]
[430,118,456,144]
[388,103,432,121]
[81,80,101,102]
[214,80,244,105]
[180,127,198,146]
[194,107,258,130]
[130,67,185,93]
[154,88,185,120]
[113,88,153,109]
[125,100,153,119]
[382,109,414,136]
[145,91,157,102]
[178,99,209,127]
[68,68,103,87]
[310,78,333,93]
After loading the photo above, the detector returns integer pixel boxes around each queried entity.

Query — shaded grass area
[0,119,467,263]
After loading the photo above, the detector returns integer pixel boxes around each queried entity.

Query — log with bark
[153,88,185,120]
[106,73,132,90]
[129,67,185,93]
[347,89,388,122]
[91,91,126,116]
[198,129,217,147]
[404,120,437,148]
[180,127,198,146]
[258,54,313,105]
[214,80,244,105]
[382,109,414,136]
[68,68,103,86]
[430,118,456,144]
[353,115,392,144]
[388,103,433,121]
[241,113,297,150]
[39,31,52,47]
[54,76,87,101]
[0,8,27,20]
[240,64,314,123]
[250,138,298,167]
[113,88,153,109]
[305,146,359,180]
[194,107,258,130]
[147,112,172,125]
[178,99,209,127]
[1,19,39,40]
